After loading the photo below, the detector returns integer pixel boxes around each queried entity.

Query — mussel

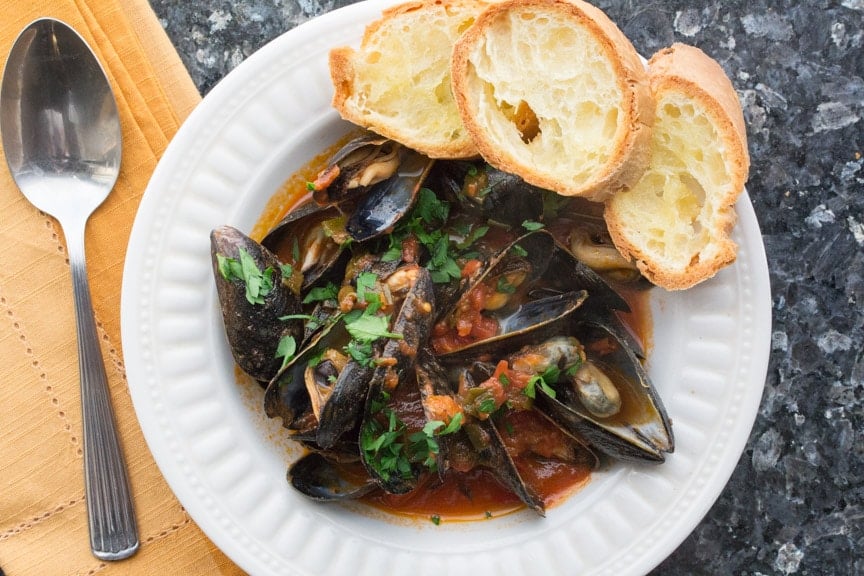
[533,323,674,462]
[289,452,377,502]
[359,264,436,494]
[212,148,670,518]
[345,147,434,242]
[309,133,402,205]
[305,131,436,243]
[262,201,349,291]
[426,160,544,226]
[210,225,303,382]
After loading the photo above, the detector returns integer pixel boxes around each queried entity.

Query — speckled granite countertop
[150,1,864,573]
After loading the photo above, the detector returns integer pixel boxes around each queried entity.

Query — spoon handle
[66,224,139,561]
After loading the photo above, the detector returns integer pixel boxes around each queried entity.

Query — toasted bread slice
[450,0,654,201]
[604,43,751,290]
[329,0,486,159]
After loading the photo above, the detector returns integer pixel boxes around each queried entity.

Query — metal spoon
[1,18,138,560]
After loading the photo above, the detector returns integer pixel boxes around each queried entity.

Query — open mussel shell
[315,360,374,449]
[544,243,630,313]
[439,290,588,362]
[263,316,344,428]
[345,147,434,242]
[414,349,459,477]
[288,452,377,502]
[261,200,349,291]
[311,132,398,205]
[264,315,381,449]
[426,160,544,226]
[210,225,303,382]
[360,266,436,494]
[466,418,546,516]
[542,243,646,358]
[535,320,674,463]
[430,230,552,325]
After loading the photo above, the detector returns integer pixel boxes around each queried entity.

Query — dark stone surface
[150,0,864,573]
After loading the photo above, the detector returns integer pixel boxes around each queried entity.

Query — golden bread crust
[329,0,486,159]
[604,43,750,290]
[450,0,654,201]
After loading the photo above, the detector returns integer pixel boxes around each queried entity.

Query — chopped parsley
[361,398,463,481]
[360,405,410,482]
[216,248,277,305]
[355,271,379,304]
[414,187,449,224]
[302,282,338,304]
[380,187,464,283]
[344,339,376,367]
[455,224,489,250]
[496,277,517,294]
[343,309,402,342]
[524,365,560,399]
[275,335,297,371]
[521,219,545,231]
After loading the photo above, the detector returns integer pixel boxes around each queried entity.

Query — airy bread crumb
[329,0,486,159]
[604,43,751,290]
[450,0,654,201]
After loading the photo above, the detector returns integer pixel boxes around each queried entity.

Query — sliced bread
[329,0,486,159]
[449,0,654,201]
[604,43,751,290]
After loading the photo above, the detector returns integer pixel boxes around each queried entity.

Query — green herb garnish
[344,339,376,367]
[344,309,402,342]
[302,282,338,304]
[496,277,517,294]
[524,365,560,399]
[274,335,297,371]
[414,187,449,224]
[355,271,378,303]
[455,225,489,250]
[216,248,276,305]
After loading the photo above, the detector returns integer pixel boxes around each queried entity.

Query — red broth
[253,141,653,521]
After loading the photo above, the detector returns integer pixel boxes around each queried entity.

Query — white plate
[122,2,771,574]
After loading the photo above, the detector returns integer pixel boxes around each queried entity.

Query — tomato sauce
[253,145,653,523]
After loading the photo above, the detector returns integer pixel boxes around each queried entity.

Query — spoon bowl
[1,18,137,561]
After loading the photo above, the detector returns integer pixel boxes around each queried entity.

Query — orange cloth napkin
[1,1,245,574]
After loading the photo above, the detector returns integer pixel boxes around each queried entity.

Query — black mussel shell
[463,418,546,516]
[289,452,377,502]
[414,349,459,477]
[346,148,434,242]
[543,243,646,358]
[211,225,303,382]
[262,200,349,291]
[427,160,544,226]
[360,266,436,494]
[535,320,674,463]
[264,317,346,428]
[315,361,375,449]
[438,290,588,362]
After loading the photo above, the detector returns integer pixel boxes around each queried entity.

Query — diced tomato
[430,281,500,354]
[461,259,482,278]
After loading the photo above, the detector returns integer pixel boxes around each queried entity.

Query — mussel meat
[212,147,670,520]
